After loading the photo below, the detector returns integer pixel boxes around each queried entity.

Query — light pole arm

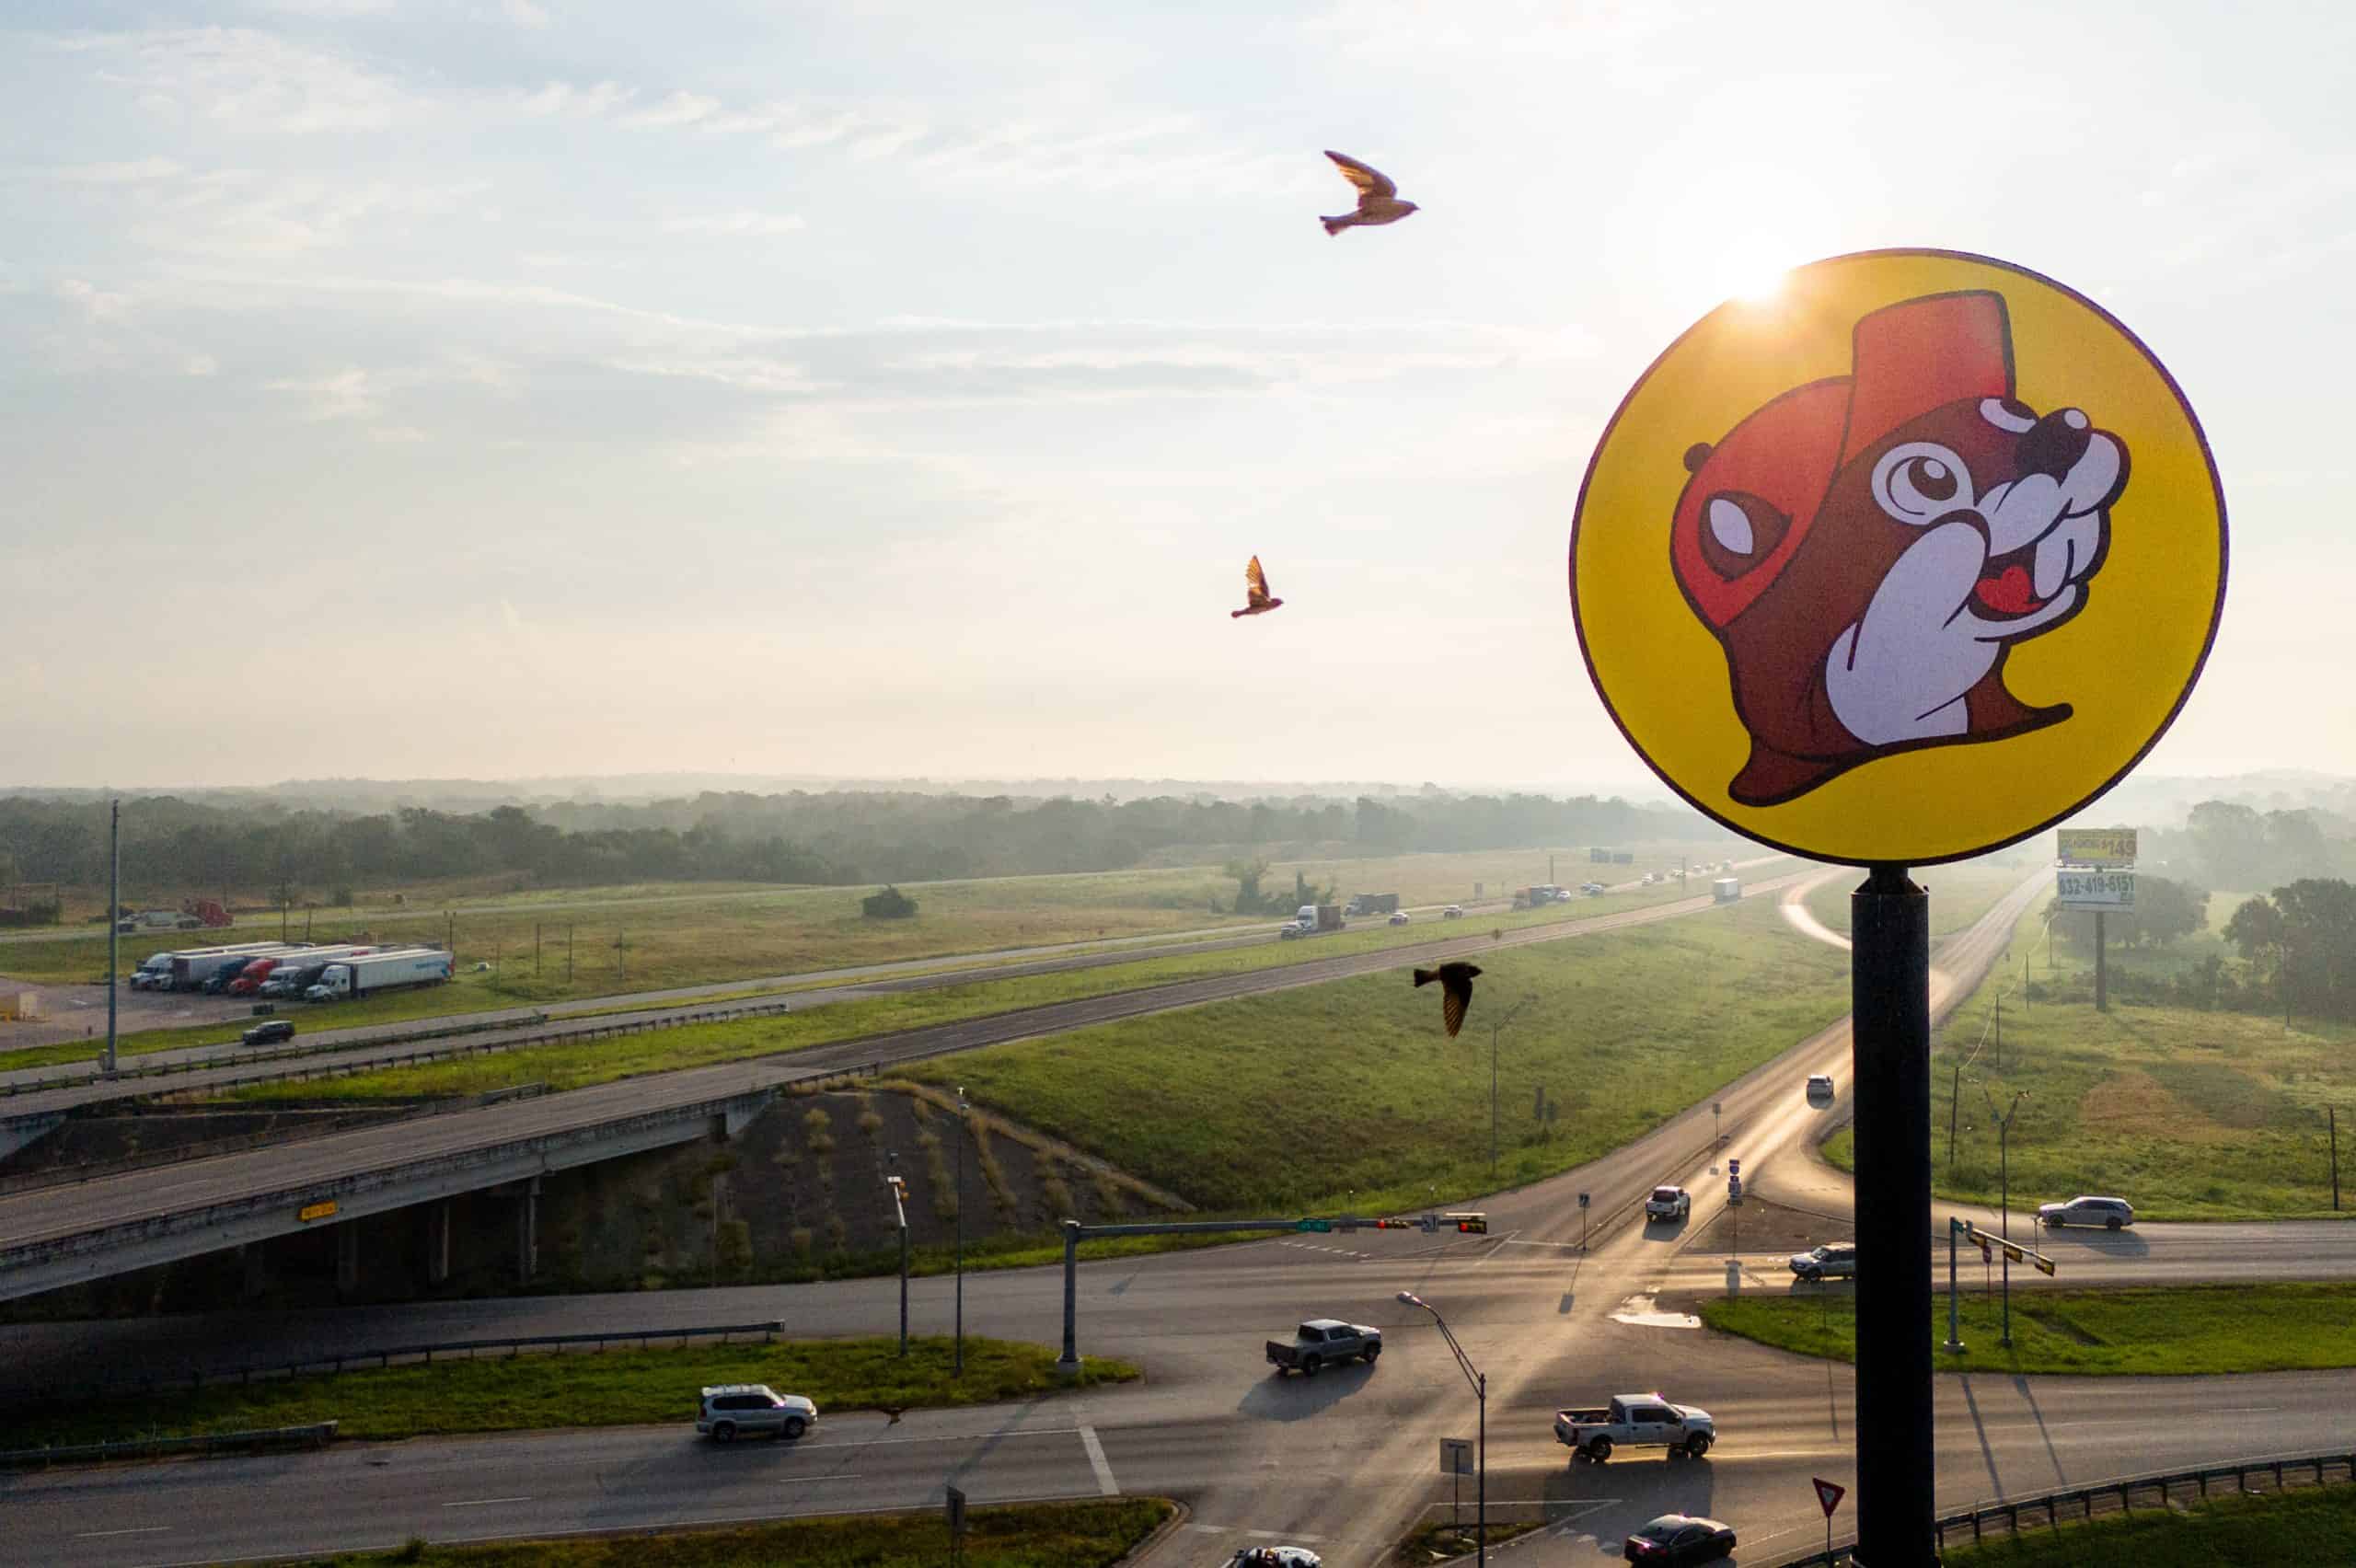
[1426,1308,1483,1399]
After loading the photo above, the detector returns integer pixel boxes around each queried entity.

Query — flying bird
[1321,150,1419,236]
[1414,961,1482,1039]
[1231,555,1284,618]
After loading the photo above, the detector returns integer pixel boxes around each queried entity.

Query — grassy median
[14,1336,1136,1448]
[213,870,1762,1106]
[1698,1283,2356,1376]
[1941,1482,2356,1564]
[289,1498,1174,1566]
[910,893,1854,1218]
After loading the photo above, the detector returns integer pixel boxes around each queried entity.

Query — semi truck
[1344,894,1401,917]
[1277,905,1346,940]
[1713,878,1739,904]
[306,949,453,1002]
[257,946,377,997]
[157,943,302,993]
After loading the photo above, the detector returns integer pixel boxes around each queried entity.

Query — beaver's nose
[2016,408,2092,482]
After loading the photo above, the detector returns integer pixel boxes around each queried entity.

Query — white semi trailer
[306,949,453,1002]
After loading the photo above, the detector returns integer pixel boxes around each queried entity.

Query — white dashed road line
[1078,1423,1118,1495]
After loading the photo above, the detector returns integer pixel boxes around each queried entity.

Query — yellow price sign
[298,1200,339,1223]
[1572,250,2225,865]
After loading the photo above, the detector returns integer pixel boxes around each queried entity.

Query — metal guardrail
[0,1084,557,1198]
[17,1320,791,1408]
[0,998,796,1101]
[0,1421,338,1469]
[1767,1447,2356,1565]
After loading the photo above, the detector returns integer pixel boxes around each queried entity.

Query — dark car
[241,1020,296,1046]
[1623,1514,1736,1563]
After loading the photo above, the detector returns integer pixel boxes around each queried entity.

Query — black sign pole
[1853,863,1933,1566]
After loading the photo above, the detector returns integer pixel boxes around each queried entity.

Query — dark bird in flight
[1321,150,1419,236]
[1231,555,1284,618]
[1414,961,1482,1038]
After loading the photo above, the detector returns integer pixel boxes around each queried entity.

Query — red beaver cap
[1671,291,2017,629]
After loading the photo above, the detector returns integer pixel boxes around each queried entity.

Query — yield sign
[1813,1477,1846,1517]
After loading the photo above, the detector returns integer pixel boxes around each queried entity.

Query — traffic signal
[2034,1256,2057,1276]
[1448,1212,1489,1234]
[1374,1217,1410,1229]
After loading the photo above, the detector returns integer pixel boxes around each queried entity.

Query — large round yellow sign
[1572,249,2225,866]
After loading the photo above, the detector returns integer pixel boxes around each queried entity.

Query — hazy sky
[4,1,2350,790]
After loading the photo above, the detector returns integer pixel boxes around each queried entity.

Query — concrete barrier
[0,1420,339,1468]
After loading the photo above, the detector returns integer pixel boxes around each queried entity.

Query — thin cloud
[661,211,806,236]
[618,91,722,130]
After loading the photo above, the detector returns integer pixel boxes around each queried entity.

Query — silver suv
[1788,1243,1856,1281]
[2038,1194,2134,1230]
[696,1383,817,1443]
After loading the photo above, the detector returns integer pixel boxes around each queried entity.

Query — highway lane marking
[75,1527,169,1538]
[1077,1423,1118,1496]
[442,1496,534,1507]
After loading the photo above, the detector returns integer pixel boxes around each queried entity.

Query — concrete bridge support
[424,1200,453,1286]
[335,1223,361,1297]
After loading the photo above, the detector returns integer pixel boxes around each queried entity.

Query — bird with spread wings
[1321,150,1420,236]
[1231,555,1285,618]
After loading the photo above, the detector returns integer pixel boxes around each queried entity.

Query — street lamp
[954,1087,968,1374]
[1488,998,1531,1177]
[884,1154,908,1356]
[1398,1290,1486,1565]
[1980,1084,2030,1347]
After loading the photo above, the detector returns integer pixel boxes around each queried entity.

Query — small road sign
[1814,1476,1845,1516]
[945,1483,967,1534]
[1576,1192,1590,1208]
[1727,1158,1740,1176]
[1440,1437,1474,1476]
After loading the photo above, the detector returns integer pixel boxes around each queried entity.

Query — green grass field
[1942,1478,2356,1565]
[1819,903,2356,1220]
[1798,858,2039,940]
[223,870,1776,1106]
[1699,1283,2356,1376]
[283,1498,1172,1567]
[0,844,1750,1069]
[903,894,1854,1218]
[14,1336,1135,1448]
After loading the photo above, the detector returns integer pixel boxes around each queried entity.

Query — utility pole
[104,800,119,1077]
[954,1087,968,1374]
[2331,1107,2341,1213]
[1982,1085,2029,1347]
[2094,909,2108,1012]
[535,922,542,975]
[616,928,626,979]
[1487,999,1529,1177]
[1946,1062,1961,1171]
[566,924,575,985]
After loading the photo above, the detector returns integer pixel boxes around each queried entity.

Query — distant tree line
[0,790,1710,902]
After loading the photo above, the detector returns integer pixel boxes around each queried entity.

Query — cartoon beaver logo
[1670,291,2129,807]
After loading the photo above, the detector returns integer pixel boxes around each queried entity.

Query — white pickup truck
[1555,1393,1716,1462]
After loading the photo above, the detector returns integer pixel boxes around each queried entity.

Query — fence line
[1765,1448,2356,1565]
[17,1320,791,1410]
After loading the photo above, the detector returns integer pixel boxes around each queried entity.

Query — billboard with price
[2057,869,2136,909]
[2057,827,2137,866]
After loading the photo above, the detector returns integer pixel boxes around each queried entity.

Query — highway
[1,863,1782,1106]
[11,867,2356,1565]
[0,868,1815,1267]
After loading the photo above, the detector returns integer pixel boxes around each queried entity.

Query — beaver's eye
[1871,442,1974,525]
